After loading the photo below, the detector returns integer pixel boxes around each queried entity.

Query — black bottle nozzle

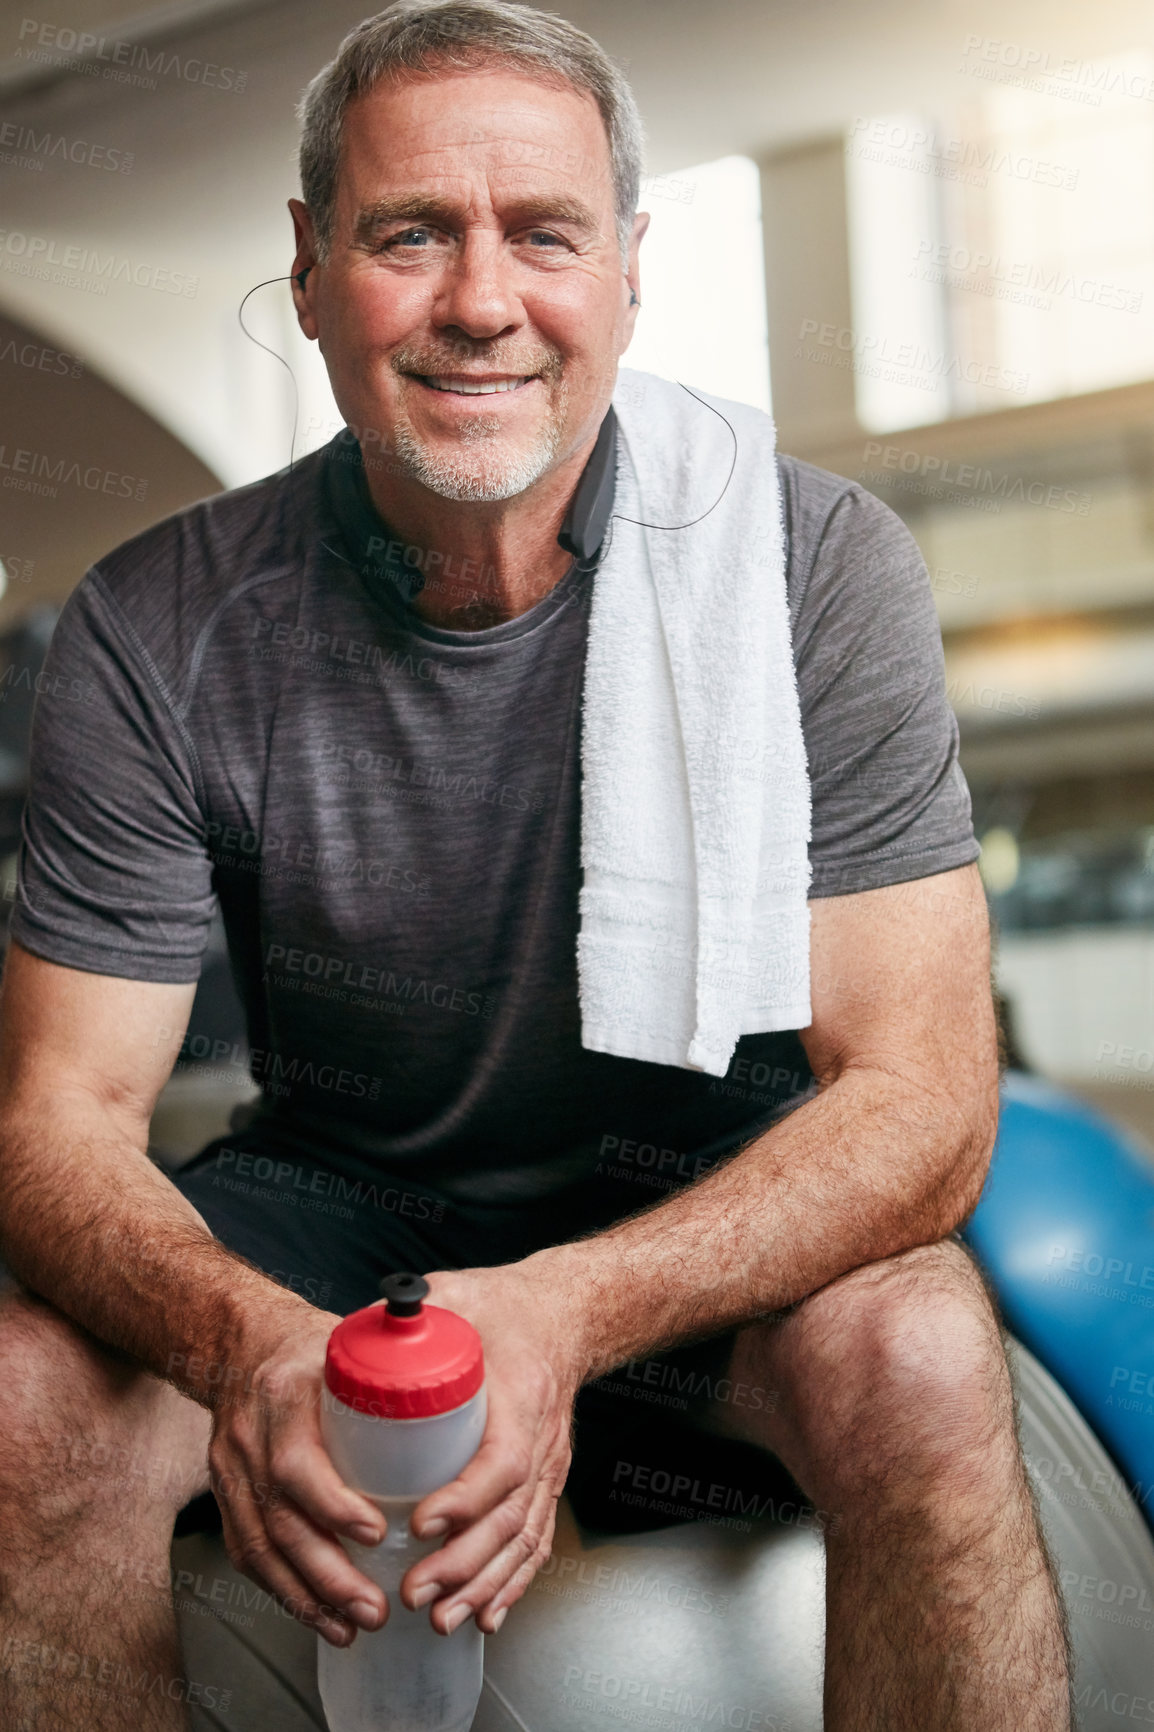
[379,1272,429,1317]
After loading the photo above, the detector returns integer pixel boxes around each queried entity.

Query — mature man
[0,2,1070,1727]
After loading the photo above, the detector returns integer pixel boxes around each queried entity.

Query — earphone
[237,273,736,531]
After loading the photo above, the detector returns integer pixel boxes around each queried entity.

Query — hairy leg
[0,1281,213,1732]
[696,1239,1071,1732]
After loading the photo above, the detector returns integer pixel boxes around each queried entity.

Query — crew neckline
[322,409,617,649]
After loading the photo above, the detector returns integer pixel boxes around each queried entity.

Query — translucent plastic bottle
[318,1272,487,1732]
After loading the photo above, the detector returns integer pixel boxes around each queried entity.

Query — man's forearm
[0,1095,316,1407]
[529,1064,996,1384]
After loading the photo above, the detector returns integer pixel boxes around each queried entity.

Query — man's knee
[781,1239,1012,1491]
[0,1287,207,1533]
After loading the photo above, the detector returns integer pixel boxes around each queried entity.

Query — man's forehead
[341,71,613,197]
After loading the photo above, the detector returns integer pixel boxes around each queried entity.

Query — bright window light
[846,53,1154,432]
[624,155,771,414]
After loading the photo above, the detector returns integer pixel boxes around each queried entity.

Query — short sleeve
[10,570,216,981]
[784,466,981,898]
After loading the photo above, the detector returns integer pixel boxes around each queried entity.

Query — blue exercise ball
[963,1070,1154,1529]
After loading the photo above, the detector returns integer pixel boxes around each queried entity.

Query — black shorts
[170,1128,750,1528]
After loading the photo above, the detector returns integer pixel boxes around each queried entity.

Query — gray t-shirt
[12,423,979,1201]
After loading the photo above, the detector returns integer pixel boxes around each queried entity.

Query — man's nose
[433,231,522,341]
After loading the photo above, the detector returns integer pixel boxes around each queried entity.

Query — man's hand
[398,1260,584,1637]
[208,1307,393,1647]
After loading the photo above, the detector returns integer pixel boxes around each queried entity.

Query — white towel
[577,368,812,1077]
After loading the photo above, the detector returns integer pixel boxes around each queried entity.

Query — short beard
[391,405,566,502]
[387,346,568,503]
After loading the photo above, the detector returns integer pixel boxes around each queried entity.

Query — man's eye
[384,227,435,249]
[525,230,565,247]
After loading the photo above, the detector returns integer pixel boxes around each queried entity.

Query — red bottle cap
[324,1274,484,1419]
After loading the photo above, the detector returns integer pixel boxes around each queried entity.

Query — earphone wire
[237,275,304,473]
[610,383,738,533]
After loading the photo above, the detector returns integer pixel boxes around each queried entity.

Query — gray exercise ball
[173,1337,1154,1731]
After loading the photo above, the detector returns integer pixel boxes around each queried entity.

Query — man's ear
[288,197,319,340]
[621,209,650,346]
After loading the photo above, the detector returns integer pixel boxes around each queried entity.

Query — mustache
[390,341,564,381]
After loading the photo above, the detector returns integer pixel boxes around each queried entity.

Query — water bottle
[317,1272,487,1732]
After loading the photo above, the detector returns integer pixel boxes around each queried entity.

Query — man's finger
[410,1425,538,1538]
[425,1477,559,1634]
[217,1495,359,1647]
[402,1475,549,1617]
[264,1493,388,1629]
[477,1497,559,1631]
[271,1426,387,1544]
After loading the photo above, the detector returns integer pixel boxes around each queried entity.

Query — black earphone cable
[611,384,736,533]
[237,274,305,469]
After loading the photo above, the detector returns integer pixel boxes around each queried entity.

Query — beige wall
[0,310,221,625]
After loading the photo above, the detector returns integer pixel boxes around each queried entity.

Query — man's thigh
[0,1272,214,1517]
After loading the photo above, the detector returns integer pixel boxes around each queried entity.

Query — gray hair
[298,0,644,265]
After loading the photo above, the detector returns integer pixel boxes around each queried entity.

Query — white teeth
[422,376,528,394]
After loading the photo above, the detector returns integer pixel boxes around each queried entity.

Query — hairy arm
[0,939,393,1644]
[542,860,1001,1370]
[0,941,301,1377]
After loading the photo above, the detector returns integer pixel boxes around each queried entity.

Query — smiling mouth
[414,374,536,396]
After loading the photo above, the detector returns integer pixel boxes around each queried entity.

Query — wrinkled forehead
[335,66,616,221]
